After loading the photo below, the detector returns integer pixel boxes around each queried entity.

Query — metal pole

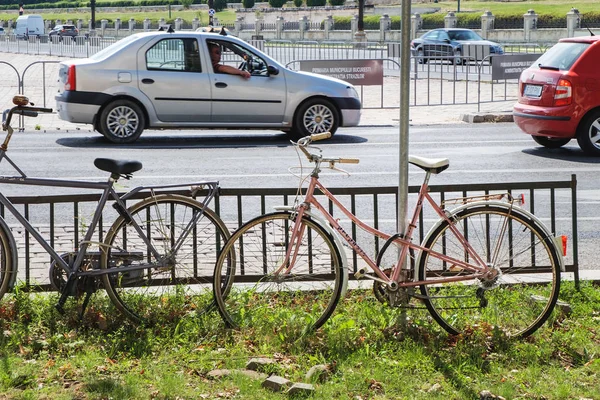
[358,0,364,32]
[398,0,411,236]
[91,0,96,34]
[209,0,214,26]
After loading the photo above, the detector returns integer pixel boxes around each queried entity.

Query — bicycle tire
[418,204,561,338]
[0,221,15,299]
[213,211,344,338]
[100,194,230,324]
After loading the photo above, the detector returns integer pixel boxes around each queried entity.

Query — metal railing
[2,176,579,291]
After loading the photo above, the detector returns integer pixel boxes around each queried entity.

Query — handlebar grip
[339,158,360,164]
[16,110,39,118]
[310,132,332,142]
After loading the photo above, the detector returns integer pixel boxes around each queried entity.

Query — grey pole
[398,1,411,238]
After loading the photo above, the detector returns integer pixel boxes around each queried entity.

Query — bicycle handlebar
[2,96,53,151]
[295,132,360,166]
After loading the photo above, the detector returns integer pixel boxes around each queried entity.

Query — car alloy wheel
[417,48,427,64]
[99,100,145,144]
[290,98,339,140]
[576,110,600,156]
[453,49,463,65]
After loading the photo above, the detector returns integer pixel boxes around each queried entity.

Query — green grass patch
[0,281,598,398]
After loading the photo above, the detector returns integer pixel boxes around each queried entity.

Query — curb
[460,112,514,123]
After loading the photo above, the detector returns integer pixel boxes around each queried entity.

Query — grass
[0,280,598,399]
[1,0,599,26]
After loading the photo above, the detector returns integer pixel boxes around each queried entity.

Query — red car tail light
[65,65,76,91]
[553,79,572,106]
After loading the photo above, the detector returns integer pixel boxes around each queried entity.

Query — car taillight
[553,79,572,106]
[65,65,76,91]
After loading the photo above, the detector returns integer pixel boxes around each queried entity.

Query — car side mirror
[267,65,279,76]
[444,39,451,43]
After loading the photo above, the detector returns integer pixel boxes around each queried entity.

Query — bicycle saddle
[408,155,449,174]
[94,158,143,175]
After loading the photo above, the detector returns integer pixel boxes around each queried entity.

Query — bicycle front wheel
[101,194,229,324]
[418,204,561,338]
[213,212,344,338]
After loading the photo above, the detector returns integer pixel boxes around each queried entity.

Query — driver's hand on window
[239,70,251,79]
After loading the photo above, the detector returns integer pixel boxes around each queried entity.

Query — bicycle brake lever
[328,162,350,177]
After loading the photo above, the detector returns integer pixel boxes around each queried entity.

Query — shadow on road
[56,132,368,149]
[522,146,600,163]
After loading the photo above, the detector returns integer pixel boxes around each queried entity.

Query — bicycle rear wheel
[0,222,15,299]
[418,204,561,338]
[101,194,229,324]
[213,211,344,338]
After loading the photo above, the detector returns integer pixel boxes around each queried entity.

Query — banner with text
[492,54,541,80]
[299,59,384,86]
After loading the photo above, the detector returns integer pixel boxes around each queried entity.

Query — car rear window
[532,42,589,71]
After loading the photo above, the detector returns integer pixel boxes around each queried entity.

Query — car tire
[289,98,339,140]
[99,100,146,144]
[531,136,571,149]
[417,48,427,64]
[453,49,464,65]
[576,109,600,156]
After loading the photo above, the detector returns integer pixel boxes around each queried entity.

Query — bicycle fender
[417,200,565,272]
[274,206,349,297]
[0,216,19,291]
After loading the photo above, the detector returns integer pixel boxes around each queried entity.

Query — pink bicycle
[213,133,562,339]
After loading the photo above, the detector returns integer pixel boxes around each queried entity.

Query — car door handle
[215,82,227,88]
[141,78,154,84]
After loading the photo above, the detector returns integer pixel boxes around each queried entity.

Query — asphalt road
[1,122,598,271]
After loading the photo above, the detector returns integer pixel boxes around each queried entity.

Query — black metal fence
[2,176,579,291]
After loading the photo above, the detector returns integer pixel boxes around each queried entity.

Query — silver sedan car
[55,31,361,143]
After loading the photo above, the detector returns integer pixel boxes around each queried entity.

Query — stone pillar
[159,18,166,27]
[144,18,151,31]
[67,19,73,25]
[129,18,136,34]
[115,18,121,37]
[234,16,243,32]
[255,17,262,37]
[324,15,333,40]
[299,16,308,40]
[411,13,422,40]
[88,19,93,33]
[566,8,580,37]
[7,20,13,32]
[55,19,62,26]
[444,12,457,29]
[276,16,283,39]
[77,19,83,32]
[44,20,51,32]
[523,9,537,42]
[175,18,182,31]
[192,17,199,31]
[481,11,494,38]
[351,14,358,36]
[379,14,391,42]
[101,19,108,37]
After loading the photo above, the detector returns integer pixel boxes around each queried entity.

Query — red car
[513,36,600,156]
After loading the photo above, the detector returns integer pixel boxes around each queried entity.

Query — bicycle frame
[284,172,494,288]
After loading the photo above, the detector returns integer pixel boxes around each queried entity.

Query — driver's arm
[215,64,251,79]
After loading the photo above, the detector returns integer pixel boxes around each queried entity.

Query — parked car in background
[513,36,600,156]
[49,24,79,40]
[14,14,44,39]
[410,28,504,64]
[0,27,5,36]
[55,30,361,144]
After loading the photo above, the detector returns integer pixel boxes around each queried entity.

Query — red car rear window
[533,42,589,71]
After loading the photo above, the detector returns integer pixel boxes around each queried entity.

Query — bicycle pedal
[354,268,367,279]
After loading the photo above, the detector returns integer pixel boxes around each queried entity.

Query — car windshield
[90,34,141,61]
[448,30,483,41]
[533,42,589,71]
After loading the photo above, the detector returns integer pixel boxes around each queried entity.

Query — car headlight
[347,86,359,99]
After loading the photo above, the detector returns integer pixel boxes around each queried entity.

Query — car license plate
[524,84,542,97]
